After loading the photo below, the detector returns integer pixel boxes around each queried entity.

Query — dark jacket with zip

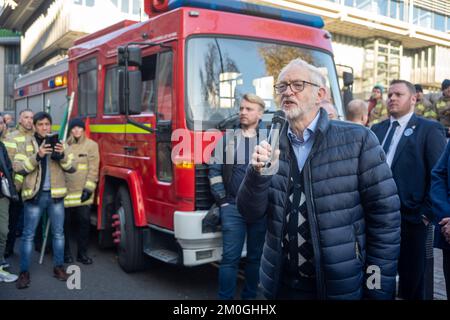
[208,121,265,206]
[0,141,18,201]
[236,108,401,300]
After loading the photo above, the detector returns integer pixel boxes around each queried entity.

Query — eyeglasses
[273,80,320,94]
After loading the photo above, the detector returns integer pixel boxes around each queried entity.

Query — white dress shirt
[382,111,414,167]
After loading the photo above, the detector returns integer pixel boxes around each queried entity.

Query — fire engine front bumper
[174,210,223,266]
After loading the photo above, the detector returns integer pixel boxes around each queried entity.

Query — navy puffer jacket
[237,109,401,300]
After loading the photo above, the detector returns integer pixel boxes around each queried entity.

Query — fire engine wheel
[115,185,146,273]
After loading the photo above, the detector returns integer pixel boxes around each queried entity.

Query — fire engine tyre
[116,185,147,272]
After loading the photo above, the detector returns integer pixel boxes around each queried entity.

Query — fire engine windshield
[186,37,342,130]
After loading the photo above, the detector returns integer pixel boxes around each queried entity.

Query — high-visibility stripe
[14,154,27,161]
[60,162,72,170]
[4,142,17,149]
[51,125,61,132]
[24,158,35,172]
[14,174,24,183]
[209,176,223,185]
[26,145,34,152]
[65,193,82,200]
[51,188,67,197]
[78,163,88,170]
[64,199,82,206]
[437,101,446,108]
[85,180,96,190]
[14,136,25,143]
[89,123,153,134]
[22,189,33,197]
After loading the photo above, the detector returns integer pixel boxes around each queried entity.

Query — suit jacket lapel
[391,114,418,169]
[374,120,390,145]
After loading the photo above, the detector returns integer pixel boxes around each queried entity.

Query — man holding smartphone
[13,112,76,289]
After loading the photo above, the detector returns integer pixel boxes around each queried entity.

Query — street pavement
[1,229,447,300]
[0,229,228,300]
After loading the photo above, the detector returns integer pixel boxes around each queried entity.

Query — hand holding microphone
[252,110,286,174]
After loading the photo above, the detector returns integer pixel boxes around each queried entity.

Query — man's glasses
[273,80,320,94]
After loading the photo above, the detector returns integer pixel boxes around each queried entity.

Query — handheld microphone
[264,110,286,168]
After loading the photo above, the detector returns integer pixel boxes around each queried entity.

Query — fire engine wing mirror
[118,68,142,115]
[118,46,142,67]
[343,71,354,87]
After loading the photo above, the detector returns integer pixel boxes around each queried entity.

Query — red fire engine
[15,0,349,273]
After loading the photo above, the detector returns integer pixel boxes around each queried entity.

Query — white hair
[278,58,326,90]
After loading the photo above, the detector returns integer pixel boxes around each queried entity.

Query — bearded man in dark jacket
[236,58,401,300]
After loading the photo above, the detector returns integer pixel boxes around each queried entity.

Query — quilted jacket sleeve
[237,165,273,223]
[358,129,401,300]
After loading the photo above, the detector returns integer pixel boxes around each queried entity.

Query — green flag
[58,97,69,140]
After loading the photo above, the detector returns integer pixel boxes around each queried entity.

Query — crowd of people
[1,58,450,300]
[209,58,450,300]
[0,111,99,290]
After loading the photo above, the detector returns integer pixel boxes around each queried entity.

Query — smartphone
[45,133,60,149]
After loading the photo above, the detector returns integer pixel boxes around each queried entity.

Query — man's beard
[284,106,304,122]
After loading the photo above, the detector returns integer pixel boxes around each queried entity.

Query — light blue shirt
[287,111,320,171]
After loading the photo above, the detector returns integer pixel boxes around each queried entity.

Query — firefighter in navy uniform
[63,118,99,265]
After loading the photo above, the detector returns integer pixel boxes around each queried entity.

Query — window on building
[434,13,445,32]
[5,46,20,65]
[78,58,98,116]
[355,0,372,10]
[74,0,95,6]
[121,0,129,13]
[413,6,432,28]
[132,0,140,15]
[389,0,405,21]
[374,0,388,16]
[110,0,142,14]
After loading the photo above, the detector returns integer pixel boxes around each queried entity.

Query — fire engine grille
[195,164,214,210]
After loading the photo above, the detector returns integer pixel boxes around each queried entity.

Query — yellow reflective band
[14,154,27,161]
[85,181,96,190]
[26,145,34,152]
[68,153,75,160]
[78,163,88,170]
[64,199,82,206]
[90,123,153,134]
[51,188,67,196]
[22,189,33,197]
[60,162,72,170]
[51,125,61,132]
[4,142,17,149]
[14,136,25,143]
[14,174,24,183]
[65,193,82,200]
[24,158,35,172]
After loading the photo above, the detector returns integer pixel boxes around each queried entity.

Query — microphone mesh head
[273,110,286,124]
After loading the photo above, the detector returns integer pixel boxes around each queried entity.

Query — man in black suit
[371,80,447,300]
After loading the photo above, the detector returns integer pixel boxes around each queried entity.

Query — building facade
[260,0,450,98]
[0,28,20,112]
[0,0,144,72]
[1,0,449,101]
